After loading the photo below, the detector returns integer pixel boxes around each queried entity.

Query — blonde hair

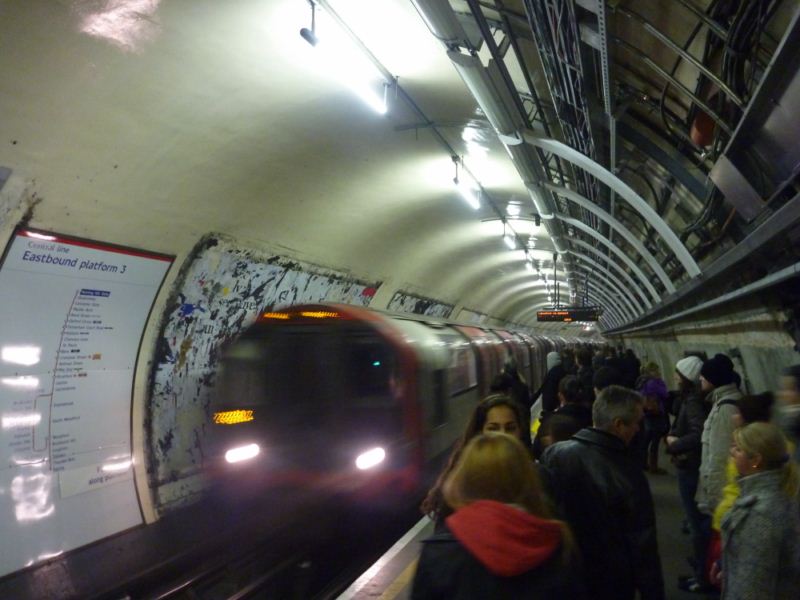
[442,434,574,558]
[443,433,549,514]
[734,422,800,498]
[641,361,661,378]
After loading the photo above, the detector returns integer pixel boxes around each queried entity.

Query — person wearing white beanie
[667,355,713,592]
[676,356,703,384]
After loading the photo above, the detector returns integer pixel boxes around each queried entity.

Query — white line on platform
[336,515,431,600]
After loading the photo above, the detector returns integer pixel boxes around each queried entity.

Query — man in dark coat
[531,352,567,414]
[541,385,665,600]
[575,348,595,404]
[621,349,641,389]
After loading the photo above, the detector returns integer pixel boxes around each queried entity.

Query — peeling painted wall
[458,308,488,325]
[148,235,380,510]
[387,291,453,318]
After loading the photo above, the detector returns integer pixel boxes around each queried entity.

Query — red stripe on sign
[19,230,173,262]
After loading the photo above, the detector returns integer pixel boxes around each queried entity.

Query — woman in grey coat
[720,422,800,600]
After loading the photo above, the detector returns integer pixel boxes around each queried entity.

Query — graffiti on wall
[387,291,453,318]
[148,235,380,509]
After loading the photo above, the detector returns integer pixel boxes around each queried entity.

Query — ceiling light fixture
[453,156,480,210]
[300,0,390,115]
[503,221,516,250]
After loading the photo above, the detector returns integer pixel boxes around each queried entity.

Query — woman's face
[731,439,759,476]
[483,406,522,440]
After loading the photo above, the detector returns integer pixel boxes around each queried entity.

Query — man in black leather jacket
[541,385,665,600]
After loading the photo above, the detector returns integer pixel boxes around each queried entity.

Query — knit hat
[700,354,736,387]
[675,356,703,383]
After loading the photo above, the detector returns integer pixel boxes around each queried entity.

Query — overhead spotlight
[299,0,390,115]
[300,1,318,46]
[300,26,318,46]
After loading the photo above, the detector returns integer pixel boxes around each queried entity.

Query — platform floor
[341,454,716,600]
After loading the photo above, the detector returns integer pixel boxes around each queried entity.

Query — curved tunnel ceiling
[0,0,798,335]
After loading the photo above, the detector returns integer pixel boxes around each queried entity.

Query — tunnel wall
[386,291,454,318]
[147,234,381,511]
[614,296,799,395]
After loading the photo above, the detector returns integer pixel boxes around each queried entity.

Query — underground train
[207,303,588,502]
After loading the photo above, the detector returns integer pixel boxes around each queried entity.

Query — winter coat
[712,459,740,531]
[540,428,665,600]
[696,384,742,513]
[532,363,567,413]
[531,402,592,459]
[721,469,800,600]
[508,375,532,410]
[554,402,593,430]
[666,392,708,471]
[576,366,594,404]
[411,500,585,600]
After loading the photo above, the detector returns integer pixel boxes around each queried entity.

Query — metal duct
[410,0,471,47]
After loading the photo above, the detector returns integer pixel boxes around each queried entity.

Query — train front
[207,304,421,503]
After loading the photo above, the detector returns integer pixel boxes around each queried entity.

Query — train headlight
[225,443,260,464]
[355,447,386,470]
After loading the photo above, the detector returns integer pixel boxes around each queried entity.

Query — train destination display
[537,307,601,322]
[0,229,171,577]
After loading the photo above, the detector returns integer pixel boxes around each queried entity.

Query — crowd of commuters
[411,345,800,600]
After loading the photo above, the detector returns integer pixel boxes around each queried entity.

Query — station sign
[536,307,601,322]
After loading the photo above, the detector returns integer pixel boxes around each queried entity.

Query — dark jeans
[643,414,670,468]
[677,468,710,583]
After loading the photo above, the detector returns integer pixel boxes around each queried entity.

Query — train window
[345,338,396,401]
[448,346,477,396]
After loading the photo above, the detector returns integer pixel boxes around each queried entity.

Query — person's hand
[666,435,678,447]
[710,560,722,586]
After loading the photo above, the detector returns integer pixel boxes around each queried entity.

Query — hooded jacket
[411,500,585,599]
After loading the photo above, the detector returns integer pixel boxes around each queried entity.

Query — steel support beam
[569,252,644,315]
[501,279,628,325]
[545,182,673,292]
[555,213,661,300]
[605,186,800,331]
[568,238,657,307]
[522,131,701,283]
[571,264,638,321]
